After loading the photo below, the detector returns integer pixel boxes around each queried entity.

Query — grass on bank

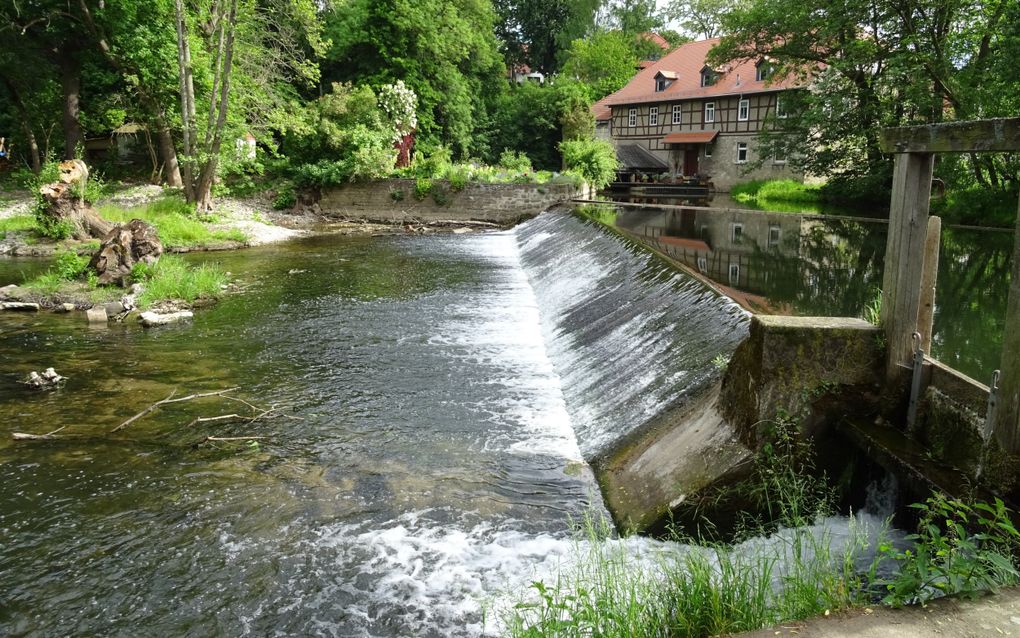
[731,180,824,208]
[97,196,247,249]
[21,250,227,310]
[0,214,36,238]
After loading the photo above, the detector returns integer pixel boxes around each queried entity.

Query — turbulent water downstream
[0,212,869,636]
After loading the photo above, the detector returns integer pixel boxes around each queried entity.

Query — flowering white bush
[378,80,418,142]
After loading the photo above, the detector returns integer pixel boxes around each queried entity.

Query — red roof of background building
[601,38,803,108]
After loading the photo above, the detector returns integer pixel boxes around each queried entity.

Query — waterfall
[515,211,750,459]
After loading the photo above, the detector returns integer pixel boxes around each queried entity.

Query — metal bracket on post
[983,370,1001,442]
[907,332,926,432]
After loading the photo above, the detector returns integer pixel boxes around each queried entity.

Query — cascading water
[516,212,750,458]
[0,211,889,638]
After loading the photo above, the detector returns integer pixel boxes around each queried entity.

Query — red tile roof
[663,131,719,144]
[599,38,802,108]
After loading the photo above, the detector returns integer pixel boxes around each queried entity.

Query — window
[672,104,682,124]
[649,106,658,126]
[756,61,773,82]
[656,77,668,92]
[729,263,740,285]
[701,71,716,87]
[768,225,781,247]
[697,256,708,272]
[628,108,637,127]
[736,142,748,163]
[773,149,787,164]
[731,223,743,242]
[738,99,750,121]
[704,144,713,158]
[776,97,787,118]
[704,102,715,123]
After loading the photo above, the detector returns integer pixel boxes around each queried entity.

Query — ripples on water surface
[0,213,859,636]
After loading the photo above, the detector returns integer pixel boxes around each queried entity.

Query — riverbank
[741,587,1020,637]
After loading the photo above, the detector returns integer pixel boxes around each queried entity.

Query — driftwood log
[88,219,164,286]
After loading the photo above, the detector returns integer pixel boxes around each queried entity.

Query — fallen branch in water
[185,414,246,427]
[111,387,241,433]
[204,436,269,442]
[11,426,67,441]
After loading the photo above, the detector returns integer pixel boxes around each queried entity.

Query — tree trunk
[38,161,115,241]
[0,75,42,174]
[58,52,84,160]
[156,126,183,187]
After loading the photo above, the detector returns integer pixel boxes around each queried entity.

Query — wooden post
[880,152,934,381]
[917,215,941,354]
[994,194,1020,453]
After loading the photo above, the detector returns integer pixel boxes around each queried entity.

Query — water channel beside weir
[0,203,1004,636]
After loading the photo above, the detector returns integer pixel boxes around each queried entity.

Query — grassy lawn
[0,214,37,238]
[731,179,823,207]
[97,196,248,249]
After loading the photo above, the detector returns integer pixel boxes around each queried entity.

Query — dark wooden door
[683,149,699,176]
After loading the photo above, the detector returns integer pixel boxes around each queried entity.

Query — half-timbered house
[593,38,804,191]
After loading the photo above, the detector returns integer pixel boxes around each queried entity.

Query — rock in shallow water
[139,310,193,327]
[1,302,40,311]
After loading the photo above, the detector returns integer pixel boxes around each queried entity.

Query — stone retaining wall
[318,179,584,225]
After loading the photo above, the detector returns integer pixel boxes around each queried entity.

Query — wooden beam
[917,215,941,354]
[994,193,1020,453]
[881,152,934,381]
[880,118,1020,154]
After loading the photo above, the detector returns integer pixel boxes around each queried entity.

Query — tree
[323,0,506,158]
[561,31,640,102]
[493,0,601,74]
[665,0,743,40]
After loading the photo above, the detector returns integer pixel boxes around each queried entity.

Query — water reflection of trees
[931,229,1012,382]
[752,219,886,317]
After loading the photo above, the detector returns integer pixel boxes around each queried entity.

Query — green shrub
[446,165,471,192]
[559,138,618,190]
[877,495,1020,607]
[272,183,297,210]
[414,177,432,200]
[431,185,450,206]
[390,188,405,201]
[412,145,453,178]
[34,213,74,240]
[930,185,1018,227]
[498,149,532,173]
[732,179,822,205]
[54,250,88,281]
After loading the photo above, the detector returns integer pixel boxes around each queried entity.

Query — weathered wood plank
[882,153,934,381]
[917,215,941,354]
[880,118,1020,153]
[994,194,1020,453]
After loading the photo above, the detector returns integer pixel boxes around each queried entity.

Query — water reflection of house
[615,207,812,312]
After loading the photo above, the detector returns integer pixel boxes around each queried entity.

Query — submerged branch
[111,387,241,433]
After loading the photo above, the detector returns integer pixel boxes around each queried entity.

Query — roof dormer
[699,65,719,87]
[654,70,677,92]
[755,59,774,82]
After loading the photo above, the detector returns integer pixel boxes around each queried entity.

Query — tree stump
[88,219,164,286]
[37,160,114,240]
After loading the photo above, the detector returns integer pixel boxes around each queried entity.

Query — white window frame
[736,142,748,163]
[738,99,750,121]
[628,108,637,127]
[728,263,740,285]
[649,106,658,126]
[731,223,743,242]
[768,225,781,247]
[704,102,715,123]
[773,149,787,164]
[776,97,787,118]
[672,104,682,124]
[697,256,708,272]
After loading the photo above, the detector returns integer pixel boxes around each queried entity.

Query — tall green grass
[97,196,247,248]
[731,180,823,207]
[0,214,36,235]
[135,254,227,307]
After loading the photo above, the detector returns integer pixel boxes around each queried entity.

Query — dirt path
[740,588,1020,637]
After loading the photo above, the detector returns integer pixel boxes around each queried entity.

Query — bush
[389,188,405,201]
[732,179,822,205]
[498,149,532,173]
[414,177,432,200]
[54,251,88,281]
[431,185,450,206]
[272,183,297,210]
[559,138,618,190]
[411,146,453,179]
[446,165,471,192]
[930,185,1018,227]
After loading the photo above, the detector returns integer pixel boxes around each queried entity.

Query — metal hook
[911,331,922,354]
[991,370,1001,393]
